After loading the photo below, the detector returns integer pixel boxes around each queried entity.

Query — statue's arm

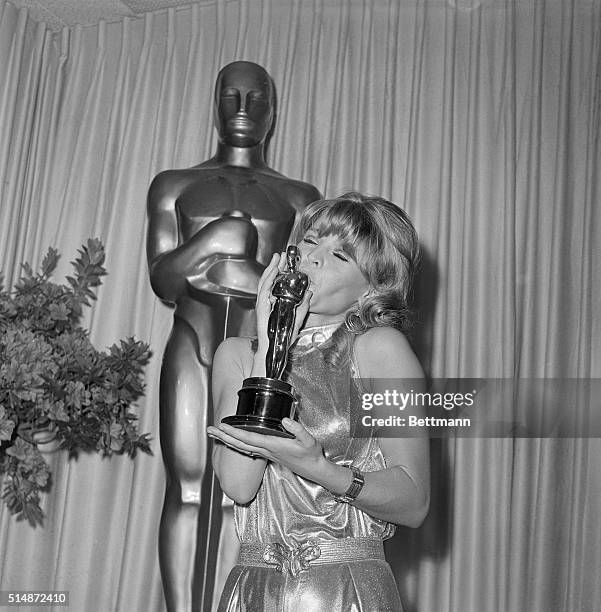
[286,183,322,242]
[294,184,322,212]
[146,171,208,302]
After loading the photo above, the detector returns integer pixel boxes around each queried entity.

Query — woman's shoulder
[354,326,411,354]
[353,327,424,379]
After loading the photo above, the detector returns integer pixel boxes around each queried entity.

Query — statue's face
[215,63,274,147]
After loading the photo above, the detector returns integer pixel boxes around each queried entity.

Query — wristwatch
[333,465,365,503]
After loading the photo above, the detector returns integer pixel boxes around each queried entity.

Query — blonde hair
[293,192,420,367]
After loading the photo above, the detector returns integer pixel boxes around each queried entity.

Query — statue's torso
[175,166,302,266]
[165,165,314,349]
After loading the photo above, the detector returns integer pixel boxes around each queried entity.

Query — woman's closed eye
[333,251,350,262]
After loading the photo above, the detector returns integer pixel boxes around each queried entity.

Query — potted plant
[0,239,151,527]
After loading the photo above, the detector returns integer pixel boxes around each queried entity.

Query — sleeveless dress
[217,325,403,612]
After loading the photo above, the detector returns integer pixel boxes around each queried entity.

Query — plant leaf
[40,247,60,278]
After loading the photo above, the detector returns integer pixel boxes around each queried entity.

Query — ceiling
[7,0,215,30]
[7,0,554,33]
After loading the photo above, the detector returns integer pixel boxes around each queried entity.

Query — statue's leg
[209,301,255,609]
[158,317,207,612]
[209,492,240,611]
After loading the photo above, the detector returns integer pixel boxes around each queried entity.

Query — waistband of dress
[237,538,385,574]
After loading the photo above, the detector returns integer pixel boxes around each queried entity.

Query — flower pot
[32,428,61,454]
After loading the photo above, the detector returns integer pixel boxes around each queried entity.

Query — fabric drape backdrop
[1,0,599,610]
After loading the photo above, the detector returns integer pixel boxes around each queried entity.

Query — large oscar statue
[146,61,321,612]
[223,246,308,437]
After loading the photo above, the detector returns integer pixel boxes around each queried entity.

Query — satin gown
[217,325,403,612]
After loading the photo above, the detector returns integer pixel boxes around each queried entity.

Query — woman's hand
[254,253,281,349]
[207,419,325,482]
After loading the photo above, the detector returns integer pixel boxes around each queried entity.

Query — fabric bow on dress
[263,541,321,577]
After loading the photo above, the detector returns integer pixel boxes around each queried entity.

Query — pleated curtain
[0,0,599,610]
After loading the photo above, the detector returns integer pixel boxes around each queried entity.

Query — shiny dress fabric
[217,326,403,612]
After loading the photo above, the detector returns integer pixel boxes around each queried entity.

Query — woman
[208,192,430,611]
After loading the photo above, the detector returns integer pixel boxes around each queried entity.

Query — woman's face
[297,231,371,326]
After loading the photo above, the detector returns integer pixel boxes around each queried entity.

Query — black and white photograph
[0,0,599,611]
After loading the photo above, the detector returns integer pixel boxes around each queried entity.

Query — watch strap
[333,465,365,503]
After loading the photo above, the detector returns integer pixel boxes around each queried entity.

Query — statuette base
[222,377,296,438]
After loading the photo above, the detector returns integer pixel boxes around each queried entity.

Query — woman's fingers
[216,422,284,448]
[256,255,280,326]
[281,418,313,446]
[207,425,268,458]
[278,250,288,272]
[212,422,307,454]
[257,253,280,296]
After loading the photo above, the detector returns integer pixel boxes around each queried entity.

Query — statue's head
[214,61,275,148]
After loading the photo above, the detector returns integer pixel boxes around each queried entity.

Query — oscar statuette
[222,245,308,438]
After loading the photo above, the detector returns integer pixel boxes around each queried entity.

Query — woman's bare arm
[346,326,430,526]
[211,337,268,504]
